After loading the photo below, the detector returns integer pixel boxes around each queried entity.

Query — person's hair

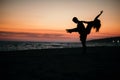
[72,17,78,23]
[93,19,101,32]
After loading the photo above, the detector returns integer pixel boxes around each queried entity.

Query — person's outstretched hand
[100,10,103,14]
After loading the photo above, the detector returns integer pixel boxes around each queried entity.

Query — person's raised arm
[94,10,103,20]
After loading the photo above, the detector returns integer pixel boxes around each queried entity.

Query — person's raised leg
[66,28,78,33]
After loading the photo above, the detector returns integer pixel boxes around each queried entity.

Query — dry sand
[0,46,120,80]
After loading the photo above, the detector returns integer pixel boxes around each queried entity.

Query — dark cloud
[0,31,65,39]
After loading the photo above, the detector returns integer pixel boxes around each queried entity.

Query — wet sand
[0,46,120,80]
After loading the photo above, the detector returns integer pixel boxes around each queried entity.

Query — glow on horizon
[0,0,120,42]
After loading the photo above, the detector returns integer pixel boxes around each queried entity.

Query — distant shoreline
[0,46,119,54]
[0,36,120,42]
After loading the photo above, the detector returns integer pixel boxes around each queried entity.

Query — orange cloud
[0,31,75,42]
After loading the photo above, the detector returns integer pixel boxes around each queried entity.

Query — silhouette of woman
[83,10,103,34]
[66,11,103,49]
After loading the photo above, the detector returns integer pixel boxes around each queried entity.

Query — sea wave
[0,41,119,51]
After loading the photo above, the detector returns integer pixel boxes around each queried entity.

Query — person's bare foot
[66,29,72,33]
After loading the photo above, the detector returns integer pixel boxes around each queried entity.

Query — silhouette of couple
[66,11,103,49]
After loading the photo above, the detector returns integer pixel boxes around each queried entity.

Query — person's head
[72,17,79,23]
[93,19,101,32]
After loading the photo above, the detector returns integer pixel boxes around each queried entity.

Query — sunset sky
[0,0,120,42]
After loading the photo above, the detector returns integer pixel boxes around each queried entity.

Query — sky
[0,0,120,42]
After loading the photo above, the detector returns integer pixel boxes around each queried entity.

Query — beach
[0,46,120,80]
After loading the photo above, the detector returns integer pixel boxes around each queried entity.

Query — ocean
[0,41,119,51]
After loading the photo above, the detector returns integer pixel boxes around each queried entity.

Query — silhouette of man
[66,17,87,48]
